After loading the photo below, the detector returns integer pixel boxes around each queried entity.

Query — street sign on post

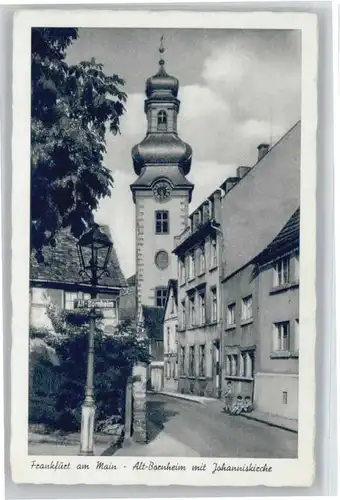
[74,298,116,309]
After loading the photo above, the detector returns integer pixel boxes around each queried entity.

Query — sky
[66,28,301,279]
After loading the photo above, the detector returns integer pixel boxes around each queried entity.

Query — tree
[31,28,127,260]
[29,306,150,432]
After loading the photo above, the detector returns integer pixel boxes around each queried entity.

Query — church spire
[159,35,165,67]
[131,39,193,178]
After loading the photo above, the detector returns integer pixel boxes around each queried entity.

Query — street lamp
[77,223,113,456]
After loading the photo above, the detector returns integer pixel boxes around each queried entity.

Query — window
[179,258,186,284]
[198,245,206,274]
[226,356,231,376]
[155,287,167,307]
[227,302,236,326]
[273,321,290,352]
[157,110,167,131]
[166,326,170,352]
[273,257,290,287]
[155,250,169,269]
[181,299,186,329]
[210,238,217,268]
[198,291,206,325]
[282,391,288,405]
[230,354,237,376]
[180,346,185,375]
[238,351,254,378]
[170,295,175,315]
[188,252,195,280]
[189,346,195,376]
[199,345,206,377]
[294,254,299,282]
[155,211,169,234]
[189,294,196,327]
[238,353,245,377]
[241,295,253,321]
[64,291,91,310]
[211,287,217,323]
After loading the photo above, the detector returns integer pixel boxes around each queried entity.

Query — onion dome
[132,133,192,176]
[146,63,179,99]
[146,37,179,99]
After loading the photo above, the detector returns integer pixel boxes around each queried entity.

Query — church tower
[131,39,194,315]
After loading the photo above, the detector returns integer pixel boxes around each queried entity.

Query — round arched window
[157,110,167,131]
[155,250,169,269]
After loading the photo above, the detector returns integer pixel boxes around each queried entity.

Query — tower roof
[145,36,179,99]
[132,133,192,175]
[131,36,192,177]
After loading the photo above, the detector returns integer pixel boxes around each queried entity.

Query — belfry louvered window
[157,110,167,131]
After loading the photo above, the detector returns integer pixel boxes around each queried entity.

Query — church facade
[130,43,194,318]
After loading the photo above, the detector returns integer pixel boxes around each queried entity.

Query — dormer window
[157,110,167,131]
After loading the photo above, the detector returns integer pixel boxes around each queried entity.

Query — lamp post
[77,224,113,456]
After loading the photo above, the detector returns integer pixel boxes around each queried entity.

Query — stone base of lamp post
[79,402,96,456]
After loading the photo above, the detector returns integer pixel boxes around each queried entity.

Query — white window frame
[273,321,290,352]
[226,356,231,376]
[241,295,253,321]
[227,302,236,326]
[180,345,185,375]
[181,300,186,329]
[211,287,217,323]
[199,344,206,377]
[189,294,196,327]
[231,354,237,376]
[189,345,195,376]
[179,258,186,284]
[166,326,170,352]
[188,252,195,280]
[210,238,217,268]
[239,353,245,377]
[273,257,290,287]
[198,292,206,325]
[198,245,206,275]
[155,287,167,307]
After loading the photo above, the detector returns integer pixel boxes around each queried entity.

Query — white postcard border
[11,9,318,486]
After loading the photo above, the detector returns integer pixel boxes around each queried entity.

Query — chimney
[237,166,251,179]
[257,143,270,161]
[225,177,239,193]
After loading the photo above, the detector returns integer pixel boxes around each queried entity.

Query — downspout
[211,218,224,400]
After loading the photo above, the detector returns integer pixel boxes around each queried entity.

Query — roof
[162,279,178,320]
[30,225,127,289]
[141,305,164,340]
[127,274,136,286]
[221,121,301,280]
[254,208,300,265]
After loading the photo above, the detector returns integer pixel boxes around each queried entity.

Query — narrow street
[117,393,298,458]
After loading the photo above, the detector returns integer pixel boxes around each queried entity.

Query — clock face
[153,181,172,201]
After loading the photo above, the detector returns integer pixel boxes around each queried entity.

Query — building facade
[222,263,258,409]
[220,123,301,403]
[163,279,179,392]
[173,190,223,398]
[30,225,126,334]
[130,44,193,317]
[253,209,299,420]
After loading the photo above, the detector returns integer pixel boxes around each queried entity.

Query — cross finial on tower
[159,35,165,66]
